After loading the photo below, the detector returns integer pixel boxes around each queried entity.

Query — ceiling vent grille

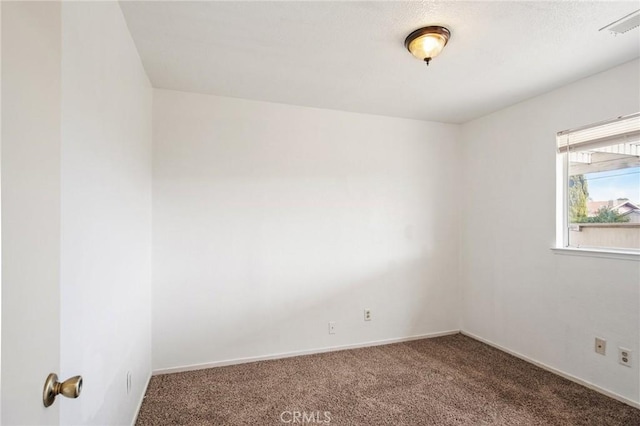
[600,9,640,34]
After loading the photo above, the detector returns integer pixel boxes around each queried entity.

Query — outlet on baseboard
[619,348,632,367]
[328,321,336,335]
[595,337,606,355]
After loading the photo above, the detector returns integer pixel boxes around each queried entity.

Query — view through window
[559,113,640,251]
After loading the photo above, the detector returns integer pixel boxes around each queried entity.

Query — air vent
[600,9,640,34]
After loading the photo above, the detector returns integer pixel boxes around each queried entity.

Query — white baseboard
[461,330,640,410]
[152,329,460,376]
[131,372,152,426]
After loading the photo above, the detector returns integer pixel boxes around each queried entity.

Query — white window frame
[553,113,640,261]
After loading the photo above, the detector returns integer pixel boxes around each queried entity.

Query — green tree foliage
[568,174,589,223]
[580,206,630,223]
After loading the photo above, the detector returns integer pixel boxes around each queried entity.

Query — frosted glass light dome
[404,26,451,66]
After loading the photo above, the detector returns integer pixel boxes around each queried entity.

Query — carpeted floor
[136,334,640,425]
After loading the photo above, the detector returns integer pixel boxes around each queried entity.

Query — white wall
[460,59,640,405]
[59,3,152,425]
[2,2,62,424]
[152,89,461,371]
[0,3,3,420]
[2,3,637,422]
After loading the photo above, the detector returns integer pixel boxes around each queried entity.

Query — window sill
[551,247,640,261]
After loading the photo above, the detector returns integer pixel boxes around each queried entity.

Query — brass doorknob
[43,373,82,407]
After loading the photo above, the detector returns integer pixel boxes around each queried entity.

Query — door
[2,2,153,424]
[2,2,63,424]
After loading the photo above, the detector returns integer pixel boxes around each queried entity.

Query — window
[557,113,640,252]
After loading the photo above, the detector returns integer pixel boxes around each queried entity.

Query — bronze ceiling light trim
[404,26,451,66]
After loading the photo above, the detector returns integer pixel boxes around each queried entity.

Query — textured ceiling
[120,1,640,123]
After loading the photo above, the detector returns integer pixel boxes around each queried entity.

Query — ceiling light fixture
[404,26,450,66]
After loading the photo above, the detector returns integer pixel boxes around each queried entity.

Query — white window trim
[551,246,640,261]
[553,117,640,261]
[555,153,568,250]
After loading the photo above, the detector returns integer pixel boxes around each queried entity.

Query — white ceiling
[120,1,640,124]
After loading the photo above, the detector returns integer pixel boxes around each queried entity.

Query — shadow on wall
[152,242,457,371]
[151,94,461,372]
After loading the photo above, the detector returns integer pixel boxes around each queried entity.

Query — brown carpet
[136,334,640,425]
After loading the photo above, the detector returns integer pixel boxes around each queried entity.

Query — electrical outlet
[619,348,632,367]
[328,321,336,335]
[595,337,606,355]
[126,371,132,394]
[364,309,371,321]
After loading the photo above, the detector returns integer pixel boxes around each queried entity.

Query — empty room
[2,1,640,425]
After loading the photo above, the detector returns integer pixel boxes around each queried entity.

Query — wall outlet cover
[126,371,132,394]
[364,309,371,321]
[619,347,632,367]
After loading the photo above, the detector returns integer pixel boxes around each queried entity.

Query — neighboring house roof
[587,200,640,217]
[615,201,640,214]
[587,201,610,216]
